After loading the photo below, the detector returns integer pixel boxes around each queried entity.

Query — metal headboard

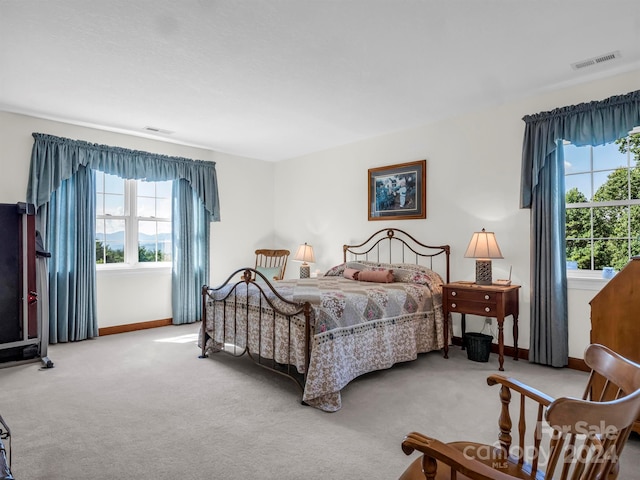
[342,228,450,283]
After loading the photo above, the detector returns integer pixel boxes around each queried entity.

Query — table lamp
[294,242,315,278]
[464,228,503,285]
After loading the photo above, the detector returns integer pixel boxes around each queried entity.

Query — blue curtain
[521,90,640,366]
[46,166,97,342]
[172,179,210,324]
[27,133,220,342]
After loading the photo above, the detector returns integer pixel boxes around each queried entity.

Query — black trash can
[465,332,493,362]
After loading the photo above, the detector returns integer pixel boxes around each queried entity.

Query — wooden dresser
[589,257,640,433]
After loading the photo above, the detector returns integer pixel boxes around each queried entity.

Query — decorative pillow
[357,269,394,283]
[349,260,411,272]
[326,260,442,287]
[343,268,360,280]
[395,268,432,284]
[392,268,417,283]
[255,266,281,281]
[324,263,346,277]
[345,261,376,271]
[389,262,432,273]
[325,261,380,277]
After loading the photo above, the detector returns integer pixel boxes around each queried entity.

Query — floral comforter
[201,262,446,412]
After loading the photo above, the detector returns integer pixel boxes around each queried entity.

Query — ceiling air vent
[143,126,174,135]
[571,51,621,70]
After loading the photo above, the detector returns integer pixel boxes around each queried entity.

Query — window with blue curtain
[27,133,221,342]
[520,90,640,366]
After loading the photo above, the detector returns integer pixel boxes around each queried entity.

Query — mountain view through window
[95,172,172,265]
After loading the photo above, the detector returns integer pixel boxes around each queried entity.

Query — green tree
[96,240,124,264]
[96,241,166,264]
[565,188,592,269]
[138,245,165,262]
[566,133,640,271]
[600,134,640,270]
[616,132,640,158]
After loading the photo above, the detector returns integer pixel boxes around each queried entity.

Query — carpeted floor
[1,323,639,480]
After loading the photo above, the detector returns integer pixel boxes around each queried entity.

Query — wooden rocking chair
[400,344,640,480]
[254,249,290,281]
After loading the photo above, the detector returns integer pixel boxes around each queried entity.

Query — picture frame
[368,160,426,221]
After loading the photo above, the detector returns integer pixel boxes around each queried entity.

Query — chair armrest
[487,374,555,407]
[401,432,518,480]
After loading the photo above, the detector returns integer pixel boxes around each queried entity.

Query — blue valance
[520,89,640,208]
[27,133,220,220]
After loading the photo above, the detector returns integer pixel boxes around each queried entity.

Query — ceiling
[2,1,640,162]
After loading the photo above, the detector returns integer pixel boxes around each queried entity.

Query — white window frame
[96,175,172,271]
[564,128,640,282]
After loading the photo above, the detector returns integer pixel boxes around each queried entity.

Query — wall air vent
[571,51,621,70]
[143,126,174,135]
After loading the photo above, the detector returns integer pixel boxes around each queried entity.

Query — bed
[199,228,450,412]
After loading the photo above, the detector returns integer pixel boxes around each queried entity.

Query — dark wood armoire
[590,257,640,433]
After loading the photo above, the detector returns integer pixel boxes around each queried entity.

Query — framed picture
[368,160,426,221]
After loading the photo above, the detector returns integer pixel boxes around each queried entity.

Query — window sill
[567,273,613,291]
[97,264,172,277]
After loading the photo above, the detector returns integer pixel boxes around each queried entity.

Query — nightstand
[442,282,520,371]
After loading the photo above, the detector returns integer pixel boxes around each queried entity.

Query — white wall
[0,112,275,328]
[2,68,639,357]
[274,69,640,360]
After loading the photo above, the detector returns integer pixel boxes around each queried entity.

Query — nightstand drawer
[446,288,498,303]
[447,299,497,316]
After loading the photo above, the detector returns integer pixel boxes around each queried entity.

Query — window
[564,131,640,272]
[95,171,172,266]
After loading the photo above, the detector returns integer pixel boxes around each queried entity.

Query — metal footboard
[200,268,313,402]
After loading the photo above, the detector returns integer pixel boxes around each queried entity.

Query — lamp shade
[294,243,315,264]
[464,228,503,259]
[294,242,315,279]
[464,228,503,285]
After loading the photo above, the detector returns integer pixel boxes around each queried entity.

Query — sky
[564,141,630,202]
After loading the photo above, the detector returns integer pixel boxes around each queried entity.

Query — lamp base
[299,264,310,279]
[475,259,492,285]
